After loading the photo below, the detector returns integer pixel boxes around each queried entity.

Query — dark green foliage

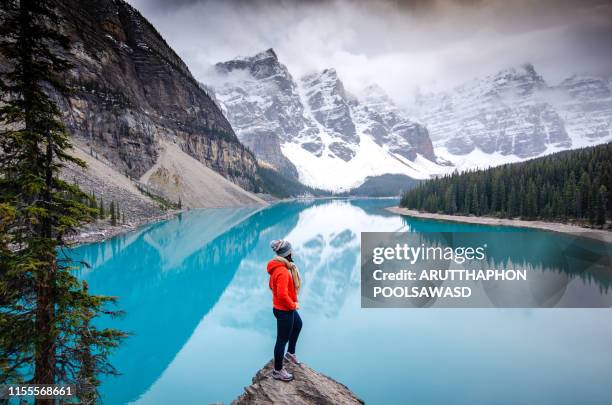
[400,143,612,227]
[257,165,330,198]
[596,185,608,226]
[99,198,105,219]
[89,192,97,210]
[110,201,117,226]
[0,0,125,400]
[345,174,420,197]
[135,184,180,209]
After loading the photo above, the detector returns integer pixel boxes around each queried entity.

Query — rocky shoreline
[387,207,612,244]
[66,210,183,246]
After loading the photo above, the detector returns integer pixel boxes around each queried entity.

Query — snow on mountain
[552,75,612,147]
[211,49,306,178]
[209,49,445,191]
[414,64,571,159]
[414,64,612,166]
[207,200,406,325]
[209,51,611,189]
[352,83,439,162]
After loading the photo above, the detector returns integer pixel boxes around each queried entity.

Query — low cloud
[127,0,612,106]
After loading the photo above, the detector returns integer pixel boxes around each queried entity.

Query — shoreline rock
[387,206,612,244]
[66,210,182,246]
[232,360,364,405]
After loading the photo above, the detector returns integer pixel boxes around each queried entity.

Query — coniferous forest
[400,143,612,227]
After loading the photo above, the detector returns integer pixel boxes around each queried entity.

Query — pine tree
[110,200,117,226]
[507,184,517,217]
[471,184,479,215]
[526,180,537,219]
[596,185,607,226]
[444,185,456,213]
[89,191,97,210]
[99,198,105,219]
[178,196,182,209]
[463,186,471,214]
[565,172,577,217]
[578,172,591,219]
[0,0,125,399]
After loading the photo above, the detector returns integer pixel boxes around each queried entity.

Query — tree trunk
[34,261,56,405]
[33,128,57,405]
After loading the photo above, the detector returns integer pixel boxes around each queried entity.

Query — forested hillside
[257,166,330,198]
[400,143,611,227]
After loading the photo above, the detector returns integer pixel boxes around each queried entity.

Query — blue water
[69,199,612,405]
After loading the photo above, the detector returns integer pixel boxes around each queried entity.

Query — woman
[267,239,302,381]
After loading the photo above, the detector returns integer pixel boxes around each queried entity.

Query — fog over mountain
[127,0,612,108]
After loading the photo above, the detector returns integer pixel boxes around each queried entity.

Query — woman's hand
[295,302,300,310]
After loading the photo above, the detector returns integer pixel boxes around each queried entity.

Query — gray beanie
[270,239,292,257]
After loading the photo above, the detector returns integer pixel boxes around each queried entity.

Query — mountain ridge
[412,63,612,163]
[211,48,445,191]
[50,0,265,205]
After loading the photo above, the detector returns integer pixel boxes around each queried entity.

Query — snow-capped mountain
[414,64,570,158]
[208,52,611,189]
[352,84,437,162]
[413,64,612,168]
[211,49,306,179]
[209,49,445,191]
[554,75,612,146]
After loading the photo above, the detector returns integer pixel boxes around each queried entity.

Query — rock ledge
[232,360,364,405]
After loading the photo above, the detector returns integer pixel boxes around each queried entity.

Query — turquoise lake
[69,199,612,405]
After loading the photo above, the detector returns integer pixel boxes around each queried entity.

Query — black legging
[273,308,303,371]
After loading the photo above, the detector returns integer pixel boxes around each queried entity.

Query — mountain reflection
[68,198,612,404]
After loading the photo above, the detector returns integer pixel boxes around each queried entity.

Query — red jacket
[267,259,298,311]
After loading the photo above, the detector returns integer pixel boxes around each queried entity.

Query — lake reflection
[69,199,612,405]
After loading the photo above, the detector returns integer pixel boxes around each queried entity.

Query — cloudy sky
[127,0,612,105]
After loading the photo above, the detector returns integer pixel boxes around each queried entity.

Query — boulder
[232,360,364,405]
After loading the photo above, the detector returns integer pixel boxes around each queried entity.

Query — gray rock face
[232,360,364,405]
[50,0,260,192]
[211,50,439,189]
[301,69,358,146]
[214,49,307,178]
[353,84,436,161]
[415,64,573,158]
[554,75,612,142]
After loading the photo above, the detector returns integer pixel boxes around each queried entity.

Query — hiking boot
[285,352,300,365]
[272,368,293,382]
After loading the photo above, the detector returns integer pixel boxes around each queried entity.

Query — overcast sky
[127,0,612,105]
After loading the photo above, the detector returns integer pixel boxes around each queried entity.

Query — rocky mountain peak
[300,68,357,148]
[413,62,612,161]
[490,62,546,95]
[354,84,436,161]
[215,48,291,84]
[301,68,348,101]
[209,50,444,191]
[212,50,310,179]
[219,47,278,65]
[255,47,278,61]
